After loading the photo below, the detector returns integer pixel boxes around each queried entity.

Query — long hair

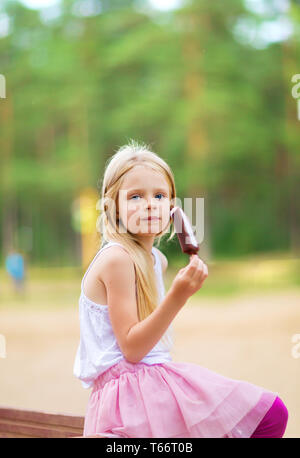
[96,139,177,350]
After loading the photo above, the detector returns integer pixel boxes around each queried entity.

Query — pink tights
[250,396,289,438]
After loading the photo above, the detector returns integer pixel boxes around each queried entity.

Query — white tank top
[73,241,173,389]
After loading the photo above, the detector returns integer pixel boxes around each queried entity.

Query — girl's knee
[265,396,289,438]
[270,397,289,437]
[251,396,289,438]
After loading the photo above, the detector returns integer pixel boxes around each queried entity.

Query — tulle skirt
[83,359,278,438]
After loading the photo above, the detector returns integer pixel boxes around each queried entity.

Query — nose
[144,195,158,209]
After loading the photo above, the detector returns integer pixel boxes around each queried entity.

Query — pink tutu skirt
[83,359,278,438]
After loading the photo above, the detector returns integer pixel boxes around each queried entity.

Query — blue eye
[130,193,165,200]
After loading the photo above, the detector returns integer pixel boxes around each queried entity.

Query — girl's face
[118,165,171,236]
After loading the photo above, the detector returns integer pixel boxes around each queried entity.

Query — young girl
[73,140,288,438]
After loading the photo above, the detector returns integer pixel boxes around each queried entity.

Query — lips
[142,216,161,221]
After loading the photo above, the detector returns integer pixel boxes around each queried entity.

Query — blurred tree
[0,0,299,265]
[282,1,300,255]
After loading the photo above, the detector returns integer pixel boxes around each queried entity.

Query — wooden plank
[0,406,84,438]
[0,431,33,438]
[0,421,82,438]
[70,435,106,438]
[0,406,84,429]
[0,418,82,435]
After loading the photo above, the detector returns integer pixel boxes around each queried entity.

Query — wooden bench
[0,406,85,438]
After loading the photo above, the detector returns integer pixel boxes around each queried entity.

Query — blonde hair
[97,139,177,350]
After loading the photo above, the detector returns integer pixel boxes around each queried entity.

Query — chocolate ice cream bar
[170,206,199,255]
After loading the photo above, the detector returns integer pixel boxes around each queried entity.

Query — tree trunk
[0,90,17,255]
[182,10,212,262]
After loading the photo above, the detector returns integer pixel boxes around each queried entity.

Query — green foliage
[0,0,299,265]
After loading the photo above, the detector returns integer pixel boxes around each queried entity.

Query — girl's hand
[170,254,208,302]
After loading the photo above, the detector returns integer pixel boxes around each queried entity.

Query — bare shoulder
[154,247,168,273]
[96,245,135,281]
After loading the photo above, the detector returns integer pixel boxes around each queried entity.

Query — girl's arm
[99,247,188,364]
[126,287,186,363]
